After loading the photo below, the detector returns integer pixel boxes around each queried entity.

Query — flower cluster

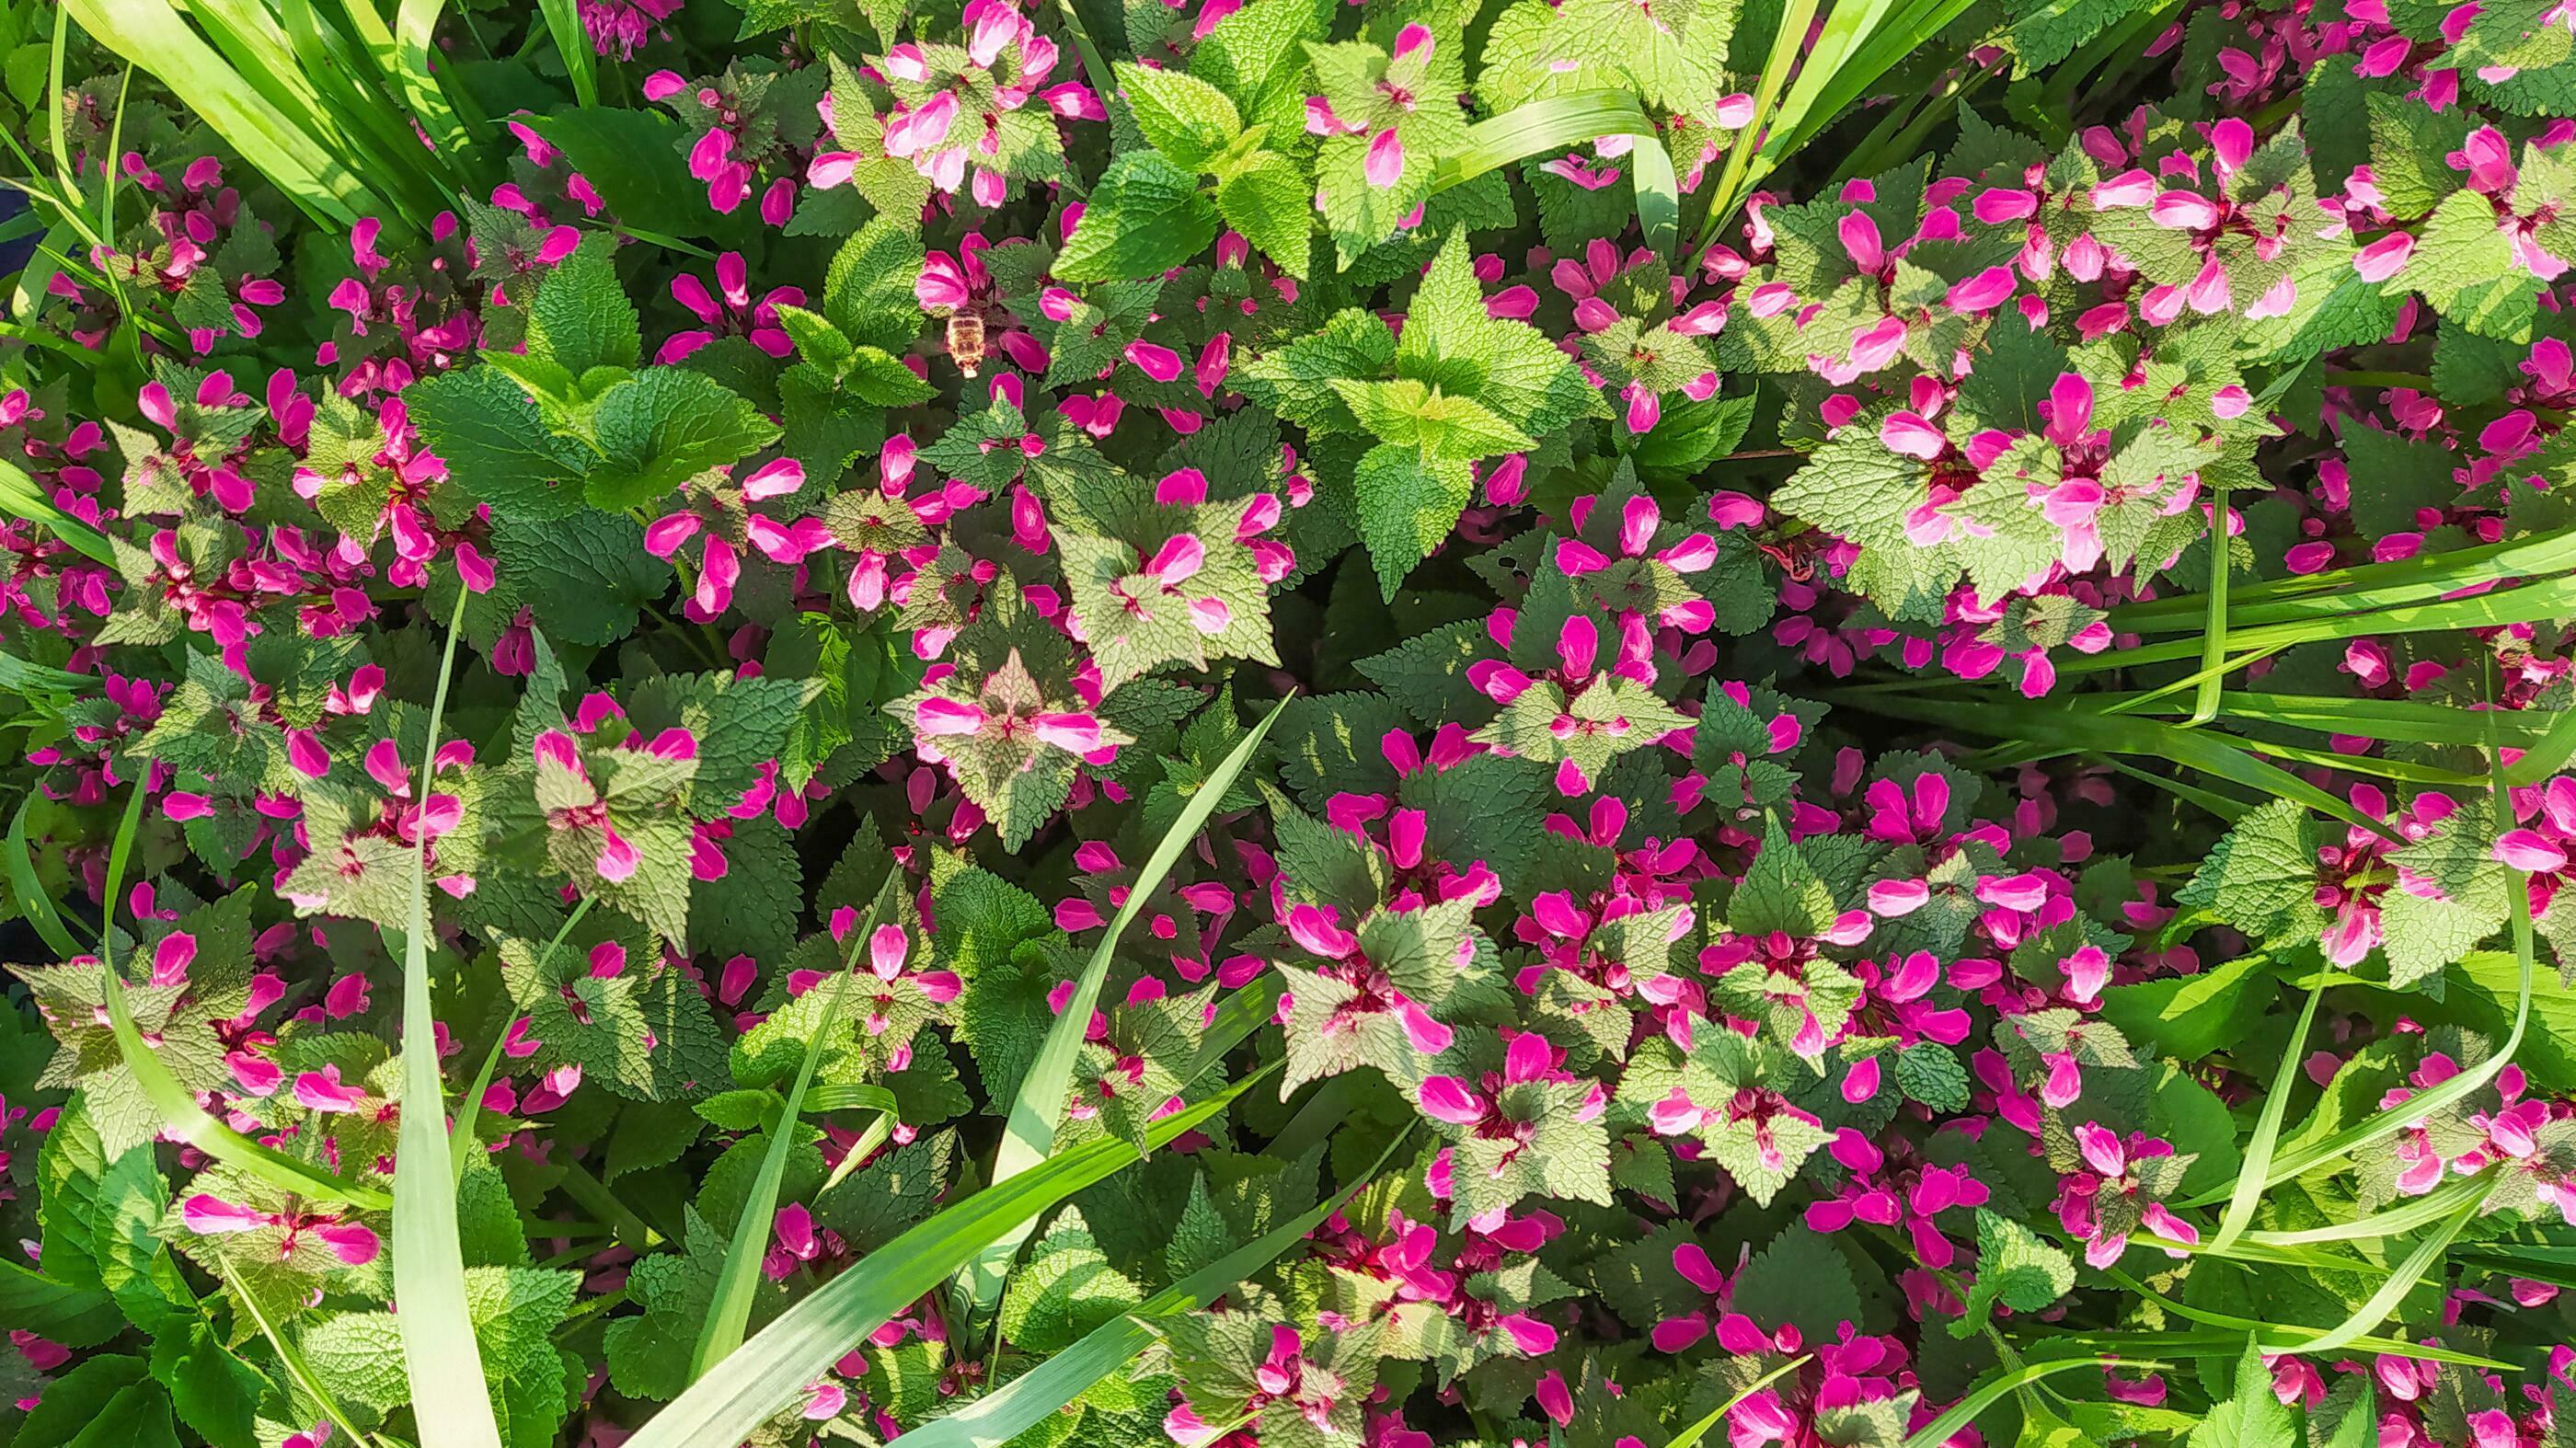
[9,0,2576,1447]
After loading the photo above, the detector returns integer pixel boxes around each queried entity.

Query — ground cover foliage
[7,0,2576,1443]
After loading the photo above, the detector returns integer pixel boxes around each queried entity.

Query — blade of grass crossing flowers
[1699,0,1822,237]
[534,0,599,106]
[2508,707,2576,786]
[899,1130,1413,1448]
[958,695,1290,1319]
[6,795,85,958]
[390,0,485,150]
[222,1257,385,1448]
[2110,526,2576,632]
[1429,92,1660,192]
[2268,1180,2493,1357]
[2102,1265,2504,1363]
[692,867,903,1383]
[0,457,112,566]
[1848,692,2401,843]
[2245,1166,2495,1247]
[2186,718,2536,1203]
[390,586,504,1448]
[623,1068,1271,1448]
[1901,1358,2162,1448]
[1662,1354,1814,1448]
[1754,0,1980,199]
[450,894,595,1177]
[96,779,395,1211]
[2202,970,2325,1257]
[46,6,75,196]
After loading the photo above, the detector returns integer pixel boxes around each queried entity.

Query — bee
[942,310,987,378]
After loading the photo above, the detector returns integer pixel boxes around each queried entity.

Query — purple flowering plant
[7,0,2576,1444]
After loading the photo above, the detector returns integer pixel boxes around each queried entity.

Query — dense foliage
[8,0,2576,1444]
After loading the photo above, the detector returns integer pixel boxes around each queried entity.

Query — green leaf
[1215,150,1313,279]
[2175,799,2323,945]
[1958,1208,2075,1331]
[1054,152,1221,282]
[2187,1339,2298,1447]
[528,241,642,378]
[996,1209,1144,1353]
[1115,62,1242,170]
[407,368,585,524]
[1351,442,1474,602]
[585,370,782,511]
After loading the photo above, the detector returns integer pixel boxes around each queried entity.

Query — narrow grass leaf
[899,1131,1413,1448]
[6,795,85,958]
[624,1068,1271,1448]
[534,0,599,106]
[221,1257,381,1448]
[389,587,503,1448]
[2101,1266,2505,1363]
[1662,1354,1813,1448]
[96,779,393,1211]
[692,867,903,1382]
[1900,1357,2160,1448]
[2264,1180,2491,1356]
[62,0,378,224]
[960,695,1289,1316]
[450,894,594,1176]
[2202,971,2324,1256]
[1628,130,1681,261]
[1699,0,1822,237]
[2244,1167,2494,1247]
[2188,717,2536,1200]
[0,456,114,566]
[1430,92,1659,191]
[1848,692,2401,843]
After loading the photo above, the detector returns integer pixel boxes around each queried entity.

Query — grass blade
[95,779,393,1211]
[2265,1180,2491,1357]
[957,695,1289,1319]
[62,0,381,225]
[390,587,503,1448]
[1700,0,1822,237]
[2188,490,2230,726]
[0,455,114,566]
[1430,92,1658,192]
[221,1257,383,1448]
[1662,1353,1813,1448]
[1628,128,1681,261]
[534,0,599,106]
[692,867,903,1382]
[2110,527,2576,632]
[2200,971,2324,1257]
[2102,1265,2504,1362]
[623,1067,1272,1448]
[1846,692,2402,844]
[389,0,486,150]
[449,894,594,1177]
[2183,713,2536,1202]
[1901,1357,2161,1448]
[2243,1167,2493,1247]
[2063,572,2576,677]
[899,1130,1412,1448]
[6,795,86,958]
